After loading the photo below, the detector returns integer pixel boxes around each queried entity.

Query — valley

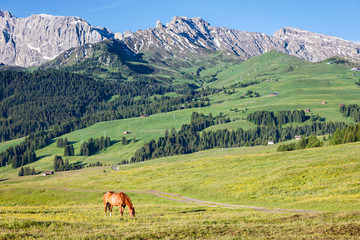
[0,9,360,239]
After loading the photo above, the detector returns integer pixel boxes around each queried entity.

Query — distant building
[338,104,344,107]
[140,114,149,118]
[123,131,128,134]
[43,171,54,176]
[267,141,275,145]
[320,101,327,104]
[305,108,311,112]
[327,62,334,64]
[270,92,279,96]
[351,68,360,72]
[295,135,302,140]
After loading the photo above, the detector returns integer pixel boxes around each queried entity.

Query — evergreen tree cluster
[64,145,75,156]
[330,124,360,145]
[0,69,179,142]
[355,79,360,87]
[130,112,346,163]
[0,126,74,168]
[0,142,37,168]
[240,90,260,98]
[229,81,260,89]
[0,72,211,169]
[87,162,103,167]
[340,104,360,122]
[80,136,111,156]
[277,135,323,152]
[247,110,307,126]
[57,138,68,147]
[53,155,82,172]
[18,166,36,176]
[131,112,228,162]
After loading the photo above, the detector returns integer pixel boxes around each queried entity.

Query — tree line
[277,135,323,152]
[340,104,360,122]
[278,123,360,152]
[53,155,83,172]
[130,112,346,163]
[0,69,177,142]
[80,136,111,156]
[0,71,211,169]
[330,124,360,145]
[18,166,37,176]
[247,110,308,126]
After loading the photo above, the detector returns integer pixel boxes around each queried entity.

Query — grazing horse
[103,191,135,218]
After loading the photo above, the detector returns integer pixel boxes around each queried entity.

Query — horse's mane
[122,193,134,210]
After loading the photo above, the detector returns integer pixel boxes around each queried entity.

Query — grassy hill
[0,142,359,239]
[1,51,359,174]
[1,51,360,238]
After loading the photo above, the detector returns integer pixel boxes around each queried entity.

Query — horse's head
[130,208,135,218]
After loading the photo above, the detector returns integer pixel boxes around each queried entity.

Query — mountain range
[1,10,360,68]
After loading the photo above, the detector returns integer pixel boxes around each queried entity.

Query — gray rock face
[0,10,113,67]
[120,16,360,63]
[1,11,360,67]
[164,16,284,60]
[274,27,360,62]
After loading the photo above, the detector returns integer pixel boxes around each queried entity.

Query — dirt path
[50,187,319,214]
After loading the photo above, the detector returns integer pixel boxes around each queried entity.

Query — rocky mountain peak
[166,16,210,33]
[156,20,165,28]
[0,10,14,19]
[0,10,114,67]
[1,11,360,67]
[273,26,360,62]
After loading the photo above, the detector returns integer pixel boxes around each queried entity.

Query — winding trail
[50,187,319,214]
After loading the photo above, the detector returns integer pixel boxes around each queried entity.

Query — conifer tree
[18,166,24,176]
[122,136,127,145]
[330,128,343,145]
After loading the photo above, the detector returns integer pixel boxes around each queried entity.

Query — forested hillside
[0,69,205,142]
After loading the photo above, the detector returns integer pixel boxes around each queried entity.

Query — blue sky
[2,0,360,42]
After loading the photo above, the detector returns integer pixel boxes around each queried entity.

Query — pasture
[1,52,360,238]
[1,142,360,239]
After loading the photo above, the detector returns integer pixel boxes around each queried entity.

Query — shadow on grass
[180,209,206,214]
[37,154,51,160]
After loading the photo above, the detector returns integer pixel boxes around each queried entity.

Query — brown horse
[103,191,135,218]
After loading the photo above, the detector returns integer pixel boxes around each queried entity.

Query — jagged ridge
[1,11,360,67]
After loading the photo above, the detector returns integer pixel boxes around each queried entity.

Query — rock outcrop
[1,11,360,67]
[0,10,113,67]
[274,27,360,62]
[120,16,360,63]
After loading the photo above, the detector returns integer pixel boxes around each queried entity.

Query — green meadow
[1,52,360,239]
[1,142,360,239]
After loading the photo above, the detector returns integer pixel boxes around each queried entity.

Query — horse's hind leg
[104,203,108,217]
[109,205,113,217]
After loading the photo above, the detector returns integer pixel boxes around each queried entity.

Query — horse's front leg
[120,205,124,217]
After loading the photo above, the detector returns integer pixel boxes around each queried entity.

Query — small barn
[305,108,311,112]
[295,135,302,140]
[267,140,275,145]
[123,131,129,134]
[43,171,54,176]
[338,104,344,107]
[140,114,149,118]
[270,92,279,96]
